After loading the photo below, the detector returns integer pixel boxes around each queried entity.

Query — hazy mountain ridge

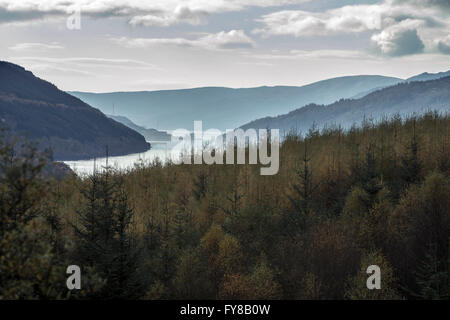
[70,75,402,131]
[241,76,450,134]
[0,61,150,160]
[107,114,171,142]
[406,70,450,82]
[350,70,450,99]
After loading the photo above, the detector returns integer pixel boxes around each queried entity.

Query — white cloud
[8,42,64,51]
[370,20,425,56]
[249,49,373,61]
[112,30,255,50]
[253,0,450,56]
[28,64,95,77]
[0,0,312,26]
[254,1,447,37]
[10,56,158,70]
[392,0,450,12]
[437,35,450,54]
[254,6,384,37]
[128,6,209,27]
[290,49,372,59]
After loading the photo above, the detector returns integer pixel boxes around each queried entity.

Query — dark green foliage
[193,171,208,201]
[0,131,69,299]
[0,129,47,233]
[289,142,315,217]
[400,121,422,186]
[412,244,449,299]
[72,168,144,299]
[285,141,318,239]
[1,112,449,300]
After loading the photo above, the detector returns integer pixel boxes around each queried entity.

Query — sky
[0,0,449,92]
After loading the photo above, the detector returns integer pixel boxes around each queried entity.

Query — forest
[0,111,449,300]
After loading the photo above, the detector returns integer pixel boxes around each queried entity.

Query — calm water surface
[63,142,174,176]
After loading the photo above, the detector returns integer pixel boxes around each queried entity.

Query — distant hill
[0,61,150,160]
[241,76,450,134]
[350,70,450,99]
[69,75,402,131]
[107,114,171,142]
[407,70,450,82]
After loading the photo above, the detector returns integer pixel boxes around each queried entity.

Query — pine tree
[400,121,422,186]
[349,143,384,212]
[0,130,47,233]
[172,178,197,251]
[43,184,65,255]
[0,130,68,299]
[413,243,449,300]
[193,171,208,201]
[73,167,144,299]
[108,185,144,299]
[286,141,317,232]
[360,143,382,198]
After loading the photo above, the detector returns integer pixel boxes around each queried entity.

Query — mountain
[407,70,450,82]
[69,75,402,131]
[241,76,450,134]
[351,70,450,99]
[107,114,171,142]
[0,61,150,160]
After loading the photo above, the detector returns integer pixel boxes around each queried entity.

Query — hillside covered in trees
[242,76,450,134]
[0,112,448,299]
[0,61,150,160]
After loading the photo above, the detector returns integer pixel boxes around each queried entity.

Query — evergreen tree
[0,130,47,233]
[412,243,449,300]
[193,171,208,201]
[73,168,144,299]
[400,121,422,186]
[0,131,68,299]
[286,141,317,234]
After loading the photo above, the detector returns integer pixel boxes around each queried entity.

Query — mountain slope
[70,75,402,131]
[407,70,450,82]
[0,61,150,160]
[241,76,450,134]
[107,114,171,142]
[351,70,450,99]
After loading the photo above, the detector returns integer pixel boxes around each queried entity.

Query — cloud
[437,35,450,54]
[254,0,450,56]
[112,30,255,50]
[0,0,312,26]
[254,1,447,37]
[28,65,95,77]
[249,49,373,61]
[10,56,158,70]
[371,21,425,56]
[8,42,64,51]
[254,6,384,37]
[201,30,255,49]
[289,49,371,59]
[392,0,450,11]
[128,6,209,27]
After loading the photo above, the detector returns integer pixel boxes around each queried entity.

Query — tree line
[0,111,449,299]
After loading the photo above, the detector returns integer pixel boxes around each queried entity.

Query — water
[63,142,173,176]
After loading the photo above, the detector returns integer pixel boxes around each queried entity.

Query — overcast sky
[0,0,449,92]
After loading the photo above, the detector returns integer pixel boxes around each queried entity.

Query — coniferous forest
[0,112,449,300]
